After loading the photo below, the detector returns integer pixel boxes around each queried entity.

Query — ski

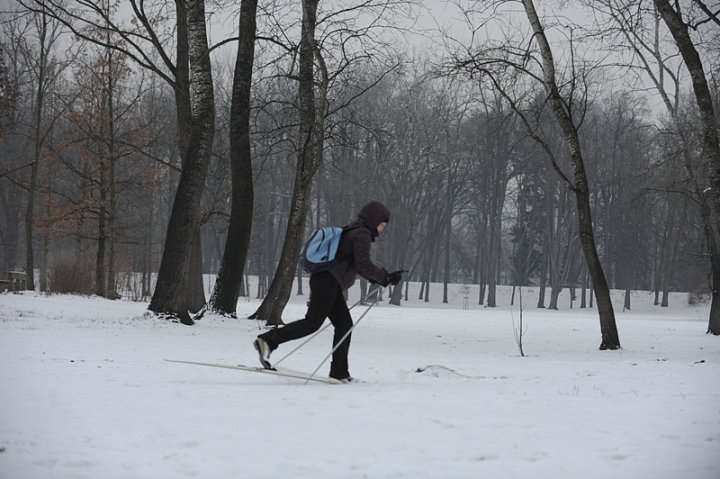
[164,359,343,384]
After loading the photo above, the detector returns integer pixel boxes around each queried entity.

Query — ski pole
[305,287,383,384]
[272,288,383,367]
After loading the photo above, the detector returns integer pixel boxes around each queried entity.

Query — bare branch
[17,0,177,88]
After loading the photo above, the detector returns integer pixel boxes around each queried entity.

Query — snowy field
[1,281,719,479]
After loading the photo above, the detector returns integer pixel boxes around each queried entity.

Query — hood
[357,201,390,238]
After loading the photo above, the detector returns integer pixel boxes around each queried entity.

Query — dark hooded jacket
[328,201,390,289]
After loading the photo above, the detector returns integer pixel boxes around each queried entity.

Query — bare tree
[250,0,414,324]
[21,3,67,291]
[590,0,720,331]
[19,0,219,322]
[520,0,619,348]
[0,27,26,278]
[148,0,215,323]
[653,0,720,334]
[204,0,258,318]
[250,0,326,325]
[447,0,620,348]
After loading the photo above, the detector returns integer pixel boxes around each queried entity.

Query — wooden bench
[6,271,27,292]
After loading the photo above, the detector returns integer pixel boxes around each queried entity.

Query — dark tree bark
[521,0,620,349]
[250,0,325,325]
[536,249,548,308]
[105,37,119,299]
[653,0,720,335]
[148,0,215,324]
[25,4,51,292]
[206,0,258,317]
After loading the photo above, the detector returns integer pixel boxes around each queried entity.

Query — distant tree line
[1,0,718,340]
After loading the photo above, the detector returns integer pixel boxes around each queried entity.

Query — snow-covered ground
[1,282,718,479]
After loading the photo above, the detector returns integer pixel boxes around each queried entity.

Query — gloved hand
[386,270,403,286]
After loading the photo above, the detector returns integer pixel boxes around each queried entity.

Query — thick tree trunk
[703,205,720,332]
[250,0,323,326]
[522,0,620,349]
[207,0,258,317]
[148,0,215,324]
[711,255,720,333]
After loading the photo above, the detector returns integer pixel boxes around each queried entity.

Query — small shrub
[49,257,94,295]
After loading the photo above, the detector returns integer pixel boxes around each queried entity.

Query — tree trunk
[25,5,50,292]
[522,0,620,349]
[623,288,631,311]
[148,0,215,324]
[389,278,404,305]
[653,0,720,335]
[296,268,304,296]
[95,180,107,297]
[95,44,109,298]
[1,192,20,276]
[442,212,451,303]
[576,186,619,349]
[250,0,324,326]
[206,0,258,317]
[537,257,547,308]
[106,40,118,299]
[711,254,720,332]
[40,222,48,291]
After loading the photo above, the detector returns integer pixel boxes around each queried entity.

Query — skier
[253,200,403,382]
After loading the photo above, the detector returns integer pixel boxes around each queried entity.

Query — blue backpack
[300,226,344,273]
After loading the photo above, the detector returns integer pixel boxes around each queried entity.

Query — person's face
[377,222,387,235]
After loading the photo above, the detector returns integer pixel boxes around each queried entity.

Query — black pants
[259,272,353,378]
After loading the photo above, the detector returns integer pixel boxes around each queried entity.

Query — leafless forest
[1,0,719,339]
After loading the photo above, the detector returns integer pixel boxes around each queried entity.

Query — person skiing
[253,200,403,382]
